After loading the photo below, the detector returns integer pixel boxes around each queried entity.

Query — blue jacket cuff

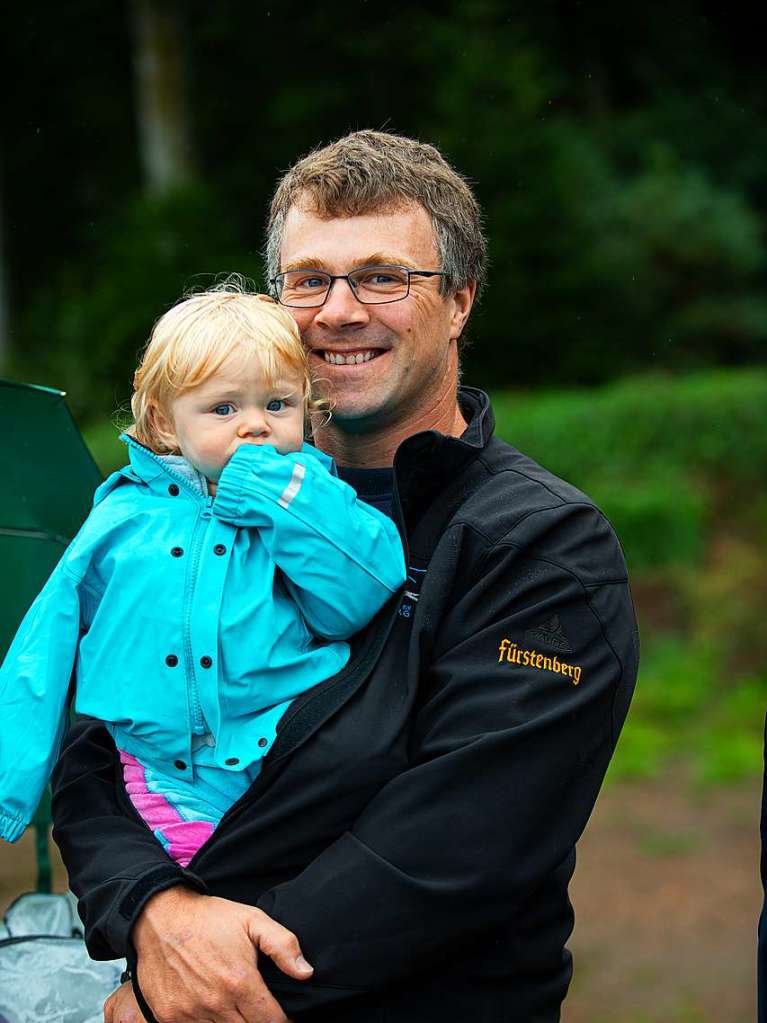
[0,808,27,843]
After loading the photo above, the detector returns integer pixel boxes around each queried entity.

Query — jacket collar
[115,433,337,499]
[393,387,494,531]
[118,434,198,497]
[395,387,494,466]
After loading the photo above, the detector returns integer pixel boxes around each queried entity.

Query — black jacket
[51,388,639,1023]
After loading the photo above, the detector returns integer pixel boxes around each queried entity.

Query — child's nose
[237,412,269,437]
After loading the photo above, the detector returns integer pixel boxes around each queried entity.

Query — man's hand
[132,887,312,1023]
[104,981,148,1023]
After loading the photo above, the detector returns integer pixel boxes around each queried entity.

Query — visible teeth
[323,350,379,365]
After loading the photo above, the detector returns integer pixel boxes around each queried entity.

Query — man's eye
[213,403,235,416]
[266,399,286,412]
[291,274,328,291]
[356,268,408,288]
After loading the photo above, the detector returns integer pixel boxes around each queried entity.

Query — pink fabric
[120,751,214,867]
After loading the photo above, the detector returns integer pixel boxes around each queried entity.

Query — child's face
[156,352,306,481]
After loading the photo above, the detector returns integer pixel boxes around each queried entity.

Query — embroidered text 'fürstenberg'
[497,639,582,685]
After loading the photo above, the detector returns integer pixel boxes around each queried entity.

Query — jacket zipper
[183,498,214,736]
[126,439,213,738]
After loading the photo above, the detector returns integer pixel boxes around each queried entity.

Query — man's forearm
[51,719,205,959]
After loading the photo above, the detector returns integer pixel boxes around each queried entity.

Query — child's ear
[149,403,178,451]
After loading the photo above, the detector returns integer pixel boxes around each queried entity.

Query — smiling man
[273,204,472,457]
[52,131,639,1023]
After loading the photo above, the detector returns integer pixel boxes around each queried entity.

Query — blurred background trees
[3,1,765,411]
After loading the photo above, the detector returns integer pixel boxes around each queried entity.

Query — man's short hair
[266,131,486,299]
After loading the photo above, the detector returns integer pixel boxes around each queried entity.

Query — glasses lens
[350,266,409,304]
[277,271,331,307]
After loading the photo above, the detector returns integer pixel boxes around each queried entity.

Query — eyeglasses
[270,264,448,308]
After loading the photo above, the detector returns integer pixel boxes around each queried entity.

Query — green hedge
[491,368,767,570]
[492,368,767,483]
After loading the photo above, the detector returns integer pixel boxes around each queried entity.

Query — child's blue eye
[266,399,286,412]
[213,403,235,416]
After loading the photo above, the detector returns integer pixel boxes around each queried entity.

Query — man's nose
[315,277,370,330]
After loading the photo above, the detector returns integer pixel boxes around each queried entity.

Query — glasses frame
[269,264,448,308]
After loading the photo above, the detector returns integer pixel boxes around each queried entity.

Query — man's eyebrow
[280,258,332,273]
[360,253,419,269]
[280,254,419,273]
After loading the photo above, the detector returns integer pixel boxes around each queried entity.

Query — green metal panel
[0,380,102,656]
[0,380,103,889]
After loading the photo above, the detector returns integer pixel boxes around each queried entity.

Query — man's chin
[320,391,401,434]
[309,359,400,429]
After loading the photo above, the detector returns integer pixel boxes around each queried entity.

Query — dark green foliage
[492,369,767,492]
[15,184,261,417]
[592,476,705,572]
[5,3,767,399]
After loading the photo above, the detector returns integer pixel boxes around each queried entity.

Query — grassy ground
[568,770,759,1023]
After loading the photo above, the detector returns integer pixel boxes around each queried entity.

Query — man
[51,131,638,1023]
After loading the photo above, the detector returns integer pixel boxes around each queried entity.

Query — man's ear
[148,403,178,451]
[448,280,477,342]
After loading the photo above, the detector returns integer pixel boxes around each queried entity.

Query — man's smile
[310,347,389,366]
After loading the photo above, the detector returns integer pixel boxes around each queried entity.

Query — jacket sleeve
[50,720,208,960]
[254,504,639,1016]
[211,444,406,638]
[0,560,89,841]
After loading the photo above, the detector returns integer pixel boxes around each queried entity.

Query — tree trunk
[131,0,195,194]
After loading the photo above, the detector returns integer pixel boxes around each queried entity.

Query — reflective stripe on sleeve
[278,463,306,509]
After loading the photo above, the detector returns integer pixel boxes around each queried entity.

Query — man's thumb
[250,917,314,980]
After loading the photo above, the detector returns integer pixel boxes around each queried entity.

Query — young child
[0,287,406,865]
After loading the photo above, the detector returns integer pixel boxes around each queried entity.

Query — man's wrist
[132,884,204,952]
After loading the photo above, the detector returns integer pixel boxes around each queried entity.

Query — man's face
[279,202,474,430]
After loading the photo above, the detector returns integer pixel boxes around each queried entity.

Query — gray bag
[0,891,125,1023]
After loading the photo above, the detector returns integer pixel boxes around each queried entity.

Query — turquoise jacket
[0,437,406,842]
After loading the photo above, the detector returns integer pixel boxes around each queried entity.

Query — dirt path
[1,772,760,1021]
[567,771,759,1022]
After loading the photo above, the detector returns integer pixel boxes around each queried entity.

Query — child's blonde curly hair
[128,283,328,454]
